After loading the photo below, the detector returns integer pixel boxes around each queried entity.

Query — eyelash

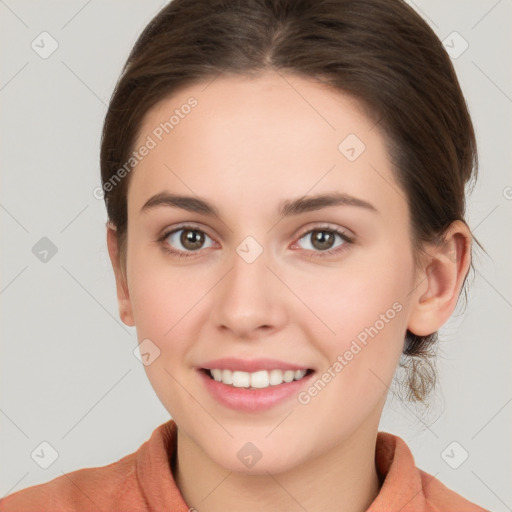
[157,224,354,260]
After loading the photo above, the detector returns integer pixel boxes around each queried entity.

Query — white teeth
[294,369,307,380]
[232,371,250,388]
[208,368,309,389]
[250,370,269,388]
[222,369,233,385]
[269,369,284,385]
[283,370,295,383]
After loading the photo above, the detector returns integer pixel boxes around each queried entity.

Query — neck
[173,422,382,512]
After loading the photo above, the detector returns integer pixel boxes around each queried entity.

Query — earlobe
[407,221,471,337]
[106,224,135,327]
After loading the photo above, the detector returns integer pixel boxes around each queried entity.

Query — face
[115,71,420,474]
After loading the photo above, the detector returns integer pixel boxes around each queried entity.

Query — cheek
[126,243,221,368]
[127,247,194,345]
[295,250,413,412]
[126,248,208,415]
[289,265,411,436]
[294,254,412,412]
[294,250,413,351]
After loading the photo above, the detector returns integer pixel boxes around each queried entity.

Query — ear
[106,223,135,327]
[407,220,472,336]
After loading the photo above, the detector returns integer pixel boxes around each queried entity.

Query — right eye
[159,225,216,258]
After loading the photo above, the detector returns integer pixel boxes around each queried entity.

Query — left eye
[295,228,351,253]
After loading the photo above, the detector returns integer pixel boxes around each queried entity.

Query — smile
[207,368,311,389]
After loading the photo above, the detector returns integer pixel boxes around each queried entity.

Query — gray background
[0,0,510,510]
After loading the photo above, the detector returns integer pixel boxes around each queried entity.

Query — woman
[0,0,489,510]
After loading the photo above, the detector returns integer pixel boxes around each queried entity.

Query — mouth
[200,368,315,390]
[197,359,317,411]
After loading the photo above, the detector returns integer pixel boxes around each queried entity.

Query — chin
[208,440,308,476]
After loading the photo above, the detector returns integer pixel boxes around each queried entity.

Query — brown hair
[100,0,478,402]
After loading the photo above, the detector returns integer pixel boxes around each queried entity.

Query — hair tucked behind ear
[100,0,479,403]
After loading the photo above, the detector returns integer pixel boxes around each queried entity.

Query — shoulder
[419,469,490,512]
[0,420,178,512]
[0,448,145,511]
[373,432,490,512]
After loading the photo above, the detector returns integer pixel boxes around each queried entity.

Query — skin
[107,71,471,512]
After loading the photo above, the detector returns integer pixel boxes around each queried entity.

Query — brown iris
[180,229,205,251]
[309,230,335,251]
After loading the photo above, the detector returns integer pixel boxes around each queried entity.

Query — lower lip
[198,369,315,412]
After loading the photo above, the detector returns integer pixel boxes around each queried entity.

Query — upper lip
[199,358,312,373]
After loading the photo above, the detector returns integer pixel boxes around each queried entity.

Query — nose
[210,246,288,340]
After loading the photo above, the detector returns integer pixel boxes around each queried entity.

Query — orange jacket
[0,420,489,511]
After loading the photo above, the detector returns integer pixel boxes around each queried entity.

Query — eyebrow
[140,191,378,217]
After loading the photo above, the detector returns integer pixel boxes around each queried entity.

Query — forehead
[128,71,405,221]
